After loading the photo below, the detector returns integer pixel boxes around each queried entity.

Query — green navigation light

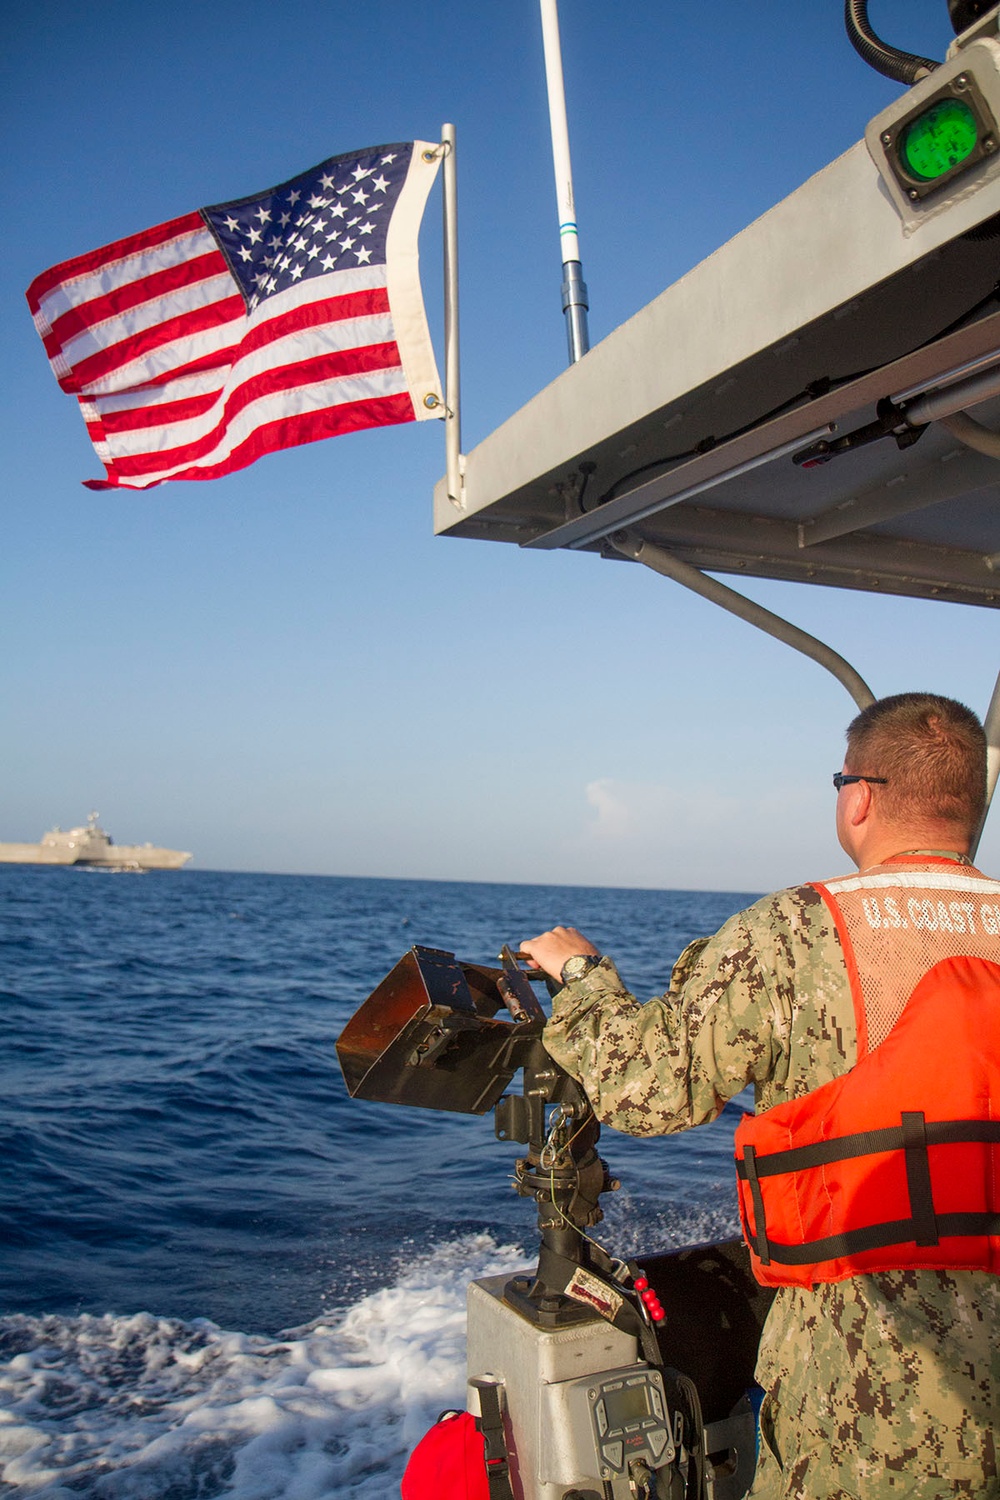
[899,97,979,182]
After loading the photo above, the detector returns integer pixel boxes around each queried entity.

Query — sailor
[521,692,999,1499]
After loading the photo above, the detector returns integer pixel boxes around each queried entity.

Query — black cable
[586,279,1000,512]
[585,376,843,511]
[844,0,940,84]
[924,279,1000,341]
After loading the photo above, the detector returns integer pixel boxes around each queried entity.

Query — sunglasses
[833,773,888,791]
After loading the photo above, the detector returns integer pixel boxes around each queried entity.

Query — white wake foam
[0,1234,530,1499]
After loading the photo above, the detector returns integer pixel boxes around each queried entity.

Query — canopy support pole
[614,530,1000,853]
[971,665,1000,859]
[611,531,876,711]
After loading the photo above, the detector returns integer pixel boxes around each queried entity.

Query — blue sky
[3,0,998,889]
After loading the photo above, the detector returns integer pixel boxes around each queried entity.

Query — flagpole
[441,122,464,508]
[539,0,590,363]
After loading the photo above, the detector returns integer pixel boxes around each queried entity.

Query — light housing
[889,76,996,200]
[866,37,1000,223]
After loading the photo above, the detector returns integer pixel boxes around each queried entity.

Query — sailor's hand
[519,926,600,983]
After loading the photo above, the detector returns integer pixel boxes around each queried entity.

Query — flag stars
[208,146,404,308]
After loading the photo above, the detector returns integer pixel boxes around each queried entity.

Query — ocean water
[0,866,758,1497]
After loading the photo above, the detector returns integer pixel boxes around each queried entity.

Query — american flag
[26,141,443,489]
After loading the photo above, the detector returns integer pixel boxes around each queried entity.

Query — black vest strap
[470,1378,515,1500]
[901,1111,939,1247]
[748,1211,1000,1266]
[741,1144,771,1266]
[735,1118,1000,1180]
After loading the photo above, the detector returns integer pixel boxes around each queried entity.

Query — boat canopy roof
[435,93,1000,610]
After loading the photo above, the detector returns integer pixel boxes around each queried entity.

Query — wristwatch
[560,953,602,984]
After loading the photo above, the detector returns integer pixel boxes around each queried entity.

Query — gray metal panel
[435,110,1000,607]
[467,1277,638,1500]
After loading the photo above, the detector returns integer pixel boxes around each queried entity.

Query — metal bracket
[610,531,876,711]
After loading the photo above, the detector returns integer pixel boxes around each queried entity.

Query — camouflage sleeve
[542,909,789,1136]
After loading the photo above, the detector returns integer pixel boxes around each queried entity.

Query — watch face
[563,954,598,982]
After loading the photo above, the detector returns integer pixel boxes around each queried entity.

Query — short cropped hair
[845,692,987,830]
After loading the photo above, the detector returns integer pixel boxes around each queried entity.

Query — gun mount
[336,943,638,1336]
[336,945,773,1498]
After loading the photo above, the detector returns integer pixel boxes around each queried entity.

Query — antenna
[539,0,590,363]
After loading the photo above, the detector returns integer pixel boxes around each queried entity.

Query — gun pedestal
[495,1037,623,1328]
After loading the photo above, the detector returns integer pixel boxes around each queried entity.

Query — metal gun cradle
[336,945,539,1115]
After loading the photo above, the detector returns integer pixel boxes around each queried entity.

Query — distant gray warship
[0,812,192,870]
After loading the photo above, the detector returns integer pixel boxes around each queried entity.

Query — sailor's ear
[847,778,875,826]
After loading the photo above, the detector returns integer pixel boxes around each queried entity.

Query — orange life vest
[734,859,1000,1288]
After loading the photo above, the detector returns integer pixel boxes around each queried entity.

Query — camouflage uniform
[542,874,1000,1498]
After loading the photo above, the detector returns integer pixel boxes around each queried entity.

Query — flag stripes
[27,141,443,488]
[85,338,404,474]
[82,389,415,489]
